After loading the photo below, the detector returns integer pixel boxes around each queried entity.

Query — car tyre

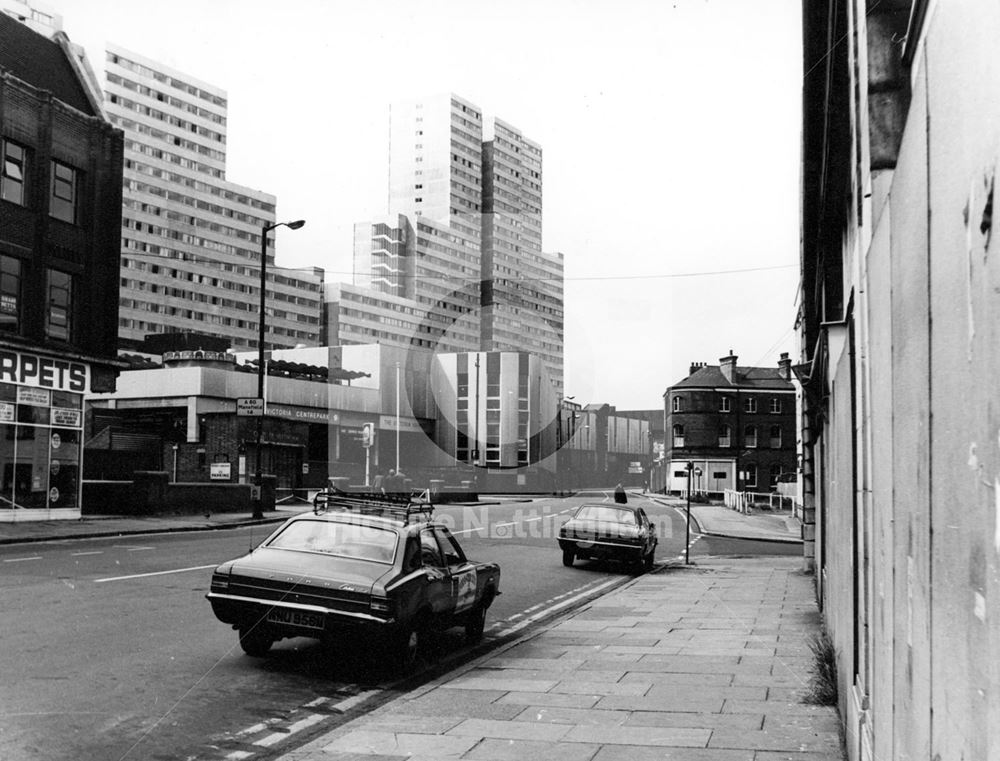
[238,625,274,657]
[562,548,575,567]
[643,545,656,571]
[465,590,494,643]
[392,615,427,674]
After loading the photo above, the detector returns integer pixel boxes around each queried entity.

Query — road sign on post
[237,398,264,416]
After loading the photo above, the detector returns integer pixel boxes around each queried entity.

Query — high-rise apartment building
[103,45,323,351]
[388,93,483,236]
[349,94,564,393]
[481,119,562,394]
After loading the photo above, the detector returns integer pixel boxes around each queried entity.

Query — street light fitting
[265,219,306,233]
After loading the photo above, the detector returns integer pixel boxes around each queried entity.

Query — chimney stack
[778,352,792,380]
[720,350,738,383]
[688,361,707,376]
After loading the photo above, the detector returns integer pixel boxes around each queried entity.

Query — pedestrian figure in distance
[614,483,628,504]
[381,469,397,496]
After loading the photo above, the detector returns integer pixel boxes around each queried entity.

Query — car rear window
[575,505,637,524]
[267,520,397,564]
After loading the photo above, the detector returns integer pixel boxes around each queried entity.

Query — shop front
[0,350,88,521]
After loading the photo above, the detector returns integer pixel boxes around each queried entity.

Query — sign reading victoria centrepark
[0,349,88,392]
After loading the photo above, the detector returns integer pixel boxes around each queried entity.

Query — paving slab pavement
[277,557,844,761]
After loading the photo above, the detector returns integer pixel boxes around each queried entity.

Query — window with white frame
[770,398,782,413]
[770,426,782,448]
[45,268,73,341]
[744,464,757,488]
[672,424,684,447]
[718,425,731,447]
[672,395,683,412]
[1,139,28,206]
[744,425,757,448]
[720,396,731,412]
[50,160,79,223]
[744,396,757,413]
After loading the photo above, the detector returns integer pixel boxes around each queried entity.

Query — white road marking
[254,713,326,747]
[331,689,380,713]
[490,576,623,638]
[71,551,103,557]
[126,546,155,552]
[224,752,253,760]
[3,556,41,563]
[94,564,217,583]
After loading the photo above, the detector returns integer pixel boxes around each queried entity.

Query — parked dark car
[206,495,501,671]
[558,502,657,572]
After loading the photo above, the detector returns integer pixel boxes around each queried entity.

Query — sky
[51,0,802,410]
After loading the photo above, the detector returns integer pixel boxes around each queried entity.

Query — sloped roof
[0,13,94,115]
[671,364,793,391]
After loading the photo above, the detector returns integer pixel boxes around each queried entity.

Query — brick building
[0,14,124,520]
[663,351,796,494]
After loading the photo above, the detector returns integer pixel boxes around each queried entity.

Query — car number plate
[266,608,324,630]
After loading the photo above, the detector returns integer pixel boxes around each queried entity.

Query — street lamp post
[685,460,693,564]
[253,219,305,520]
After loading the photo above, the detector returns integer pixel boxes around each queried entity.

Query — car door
[419,528,452,617]
[637,508,655,552]
[434,527,479,614]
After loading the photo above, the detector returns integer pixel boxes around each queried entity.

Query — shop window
[45,269,73,341]
[50,160,79,223]
[1,139,28,205]
[0,256,21,332]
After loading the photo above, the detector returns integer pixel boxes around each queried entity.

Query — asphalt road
[0,491,800,761]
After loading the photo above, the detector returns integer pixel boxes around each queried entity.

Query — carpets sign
[0,350,88,393]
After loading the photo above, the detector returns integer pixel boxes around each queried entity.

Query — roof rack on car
[312,487,434,524]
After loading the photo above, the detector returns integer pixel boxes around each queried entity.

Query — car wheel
[238,625,274,657]
[562,548,575,567]
[465,589,495,643]
[392,615,426,673]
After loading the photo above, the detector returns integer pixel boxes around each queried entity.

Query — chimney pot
[778,352,792,381]
[720,352,738,383]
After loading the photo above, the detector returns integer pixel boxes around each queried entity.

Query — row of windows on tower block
[672,395,785,414]
[2,137,80,224]
[671,424,785,450]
